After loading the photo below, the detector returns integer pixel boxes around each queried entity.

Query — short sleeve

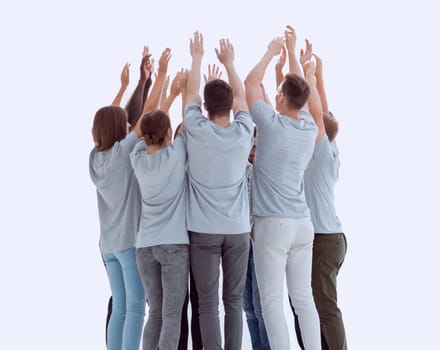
[119,131,140,154]
[184,103,205,131]
[172,134,187,163]
[129,139,146,168]
[234,110,254,136]
[250,100,276,128]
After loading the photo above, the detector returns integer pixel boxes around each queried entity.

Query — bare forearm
[162,93,178,114]
[225,63,246,110]
[275,65,284,88]
[246,51,273,84]
[112,85,127,106]
[288,52,302,76]
[305,74,324,134]
[186,57,202,104]
[125,78,148,125]
[316,75,329,114]
[181,89,187,120]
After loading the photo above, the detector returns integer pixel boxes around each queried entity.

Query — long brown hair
[92,106,128,152]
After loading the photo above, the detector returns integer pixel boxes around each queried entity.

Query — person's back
[130,108,190,350]
[89,105,145,350]
[184,33,253,350]
[244,32,323,350]
[185,103,253,233]
[251,101,316,218]
[90,131,141,253]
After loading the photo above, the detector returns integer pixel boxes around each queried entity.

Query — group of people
[89,25,347,350]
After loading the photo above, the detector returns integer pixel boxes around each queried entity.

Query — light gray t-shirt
[184,103,254,234]
[129,134,189,247]
[89,131,141,254]
[304,135,343,233]
[250,100,317,218]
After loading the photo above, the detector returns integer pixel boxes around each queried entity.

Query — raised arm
[112,63,130,106]
[260,83,273,107]
[215,39,247,112]
[275,46,286,88]
[125,46,153,126]
[186,31,204,107]
[179,69,189,121]
[245,37,284,109]
[312,53,329,114]
[133,48,171,137]
[299,39,313,73]
[285,25,302,76]
[301,58,325,142]
[161,70,185,114]
[159,74,170,111]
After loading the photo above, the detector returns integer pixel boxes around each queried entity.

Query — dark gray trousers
[136,244,189,350]
[189,232,250,350]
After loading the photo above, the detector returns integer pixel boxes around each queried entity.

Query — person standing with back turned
[184,32,254,350]
[244,32,324,350]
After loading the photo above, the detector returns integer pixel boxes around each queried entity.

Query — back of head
[281,73,310,110]
[323,112,339,142]
[92,106,128,152]
[203,79,233,117]
[141,110,171,146]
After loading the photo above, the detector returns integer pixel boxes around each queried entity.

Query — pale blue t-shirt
[304,135,343,233]
[89,131,142,254]
[250,100,317,218]
[129,134,189,247]
[184,103,254,234]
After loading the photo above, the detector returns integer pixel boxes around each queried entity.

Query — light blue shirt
[184,103,254,234]
[89,132,141,254]
[304,135,343,233]
[250,100,317,218]
[129,135,189,247]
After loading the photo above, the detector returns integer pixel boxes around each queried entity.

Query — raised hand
[190,31,204,59]
[215,38,234,67]
[302,59,316,79]
[170,69,186,96]
[299,39,313,66]
[312,53,323,78]
[276,46,287,69]
[158,48,172,74]
[284,25,297,53]
[204,64,222,83]
[180,69,189,91]
[120,63,130,88]
[141,46,152,80]
[267,37,284,57]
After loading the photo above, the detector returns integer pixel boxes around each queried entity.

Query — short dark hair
[140,110,171,146]
[281,73,310,110]
[203,79,233,116]
[323,112,339,142]
[92,106,127,152]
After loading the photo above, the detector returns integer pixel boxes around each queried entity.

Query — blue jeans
[136,244,189,350]
[243,242,271,350]
[102,247,145,350]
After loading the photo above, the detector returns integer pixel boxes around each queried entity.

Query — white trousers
[253,216,321,350]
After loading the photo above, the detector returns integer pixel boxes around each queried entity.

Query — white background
[1,0,439,349]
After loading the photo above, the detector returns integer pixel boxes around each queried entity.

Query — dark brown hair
[281,73,310,110]
[140,110,171,146]
[92,106,128,152]
[203,79,233,117]
[174,122,183,140]
[323,112,339,142]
